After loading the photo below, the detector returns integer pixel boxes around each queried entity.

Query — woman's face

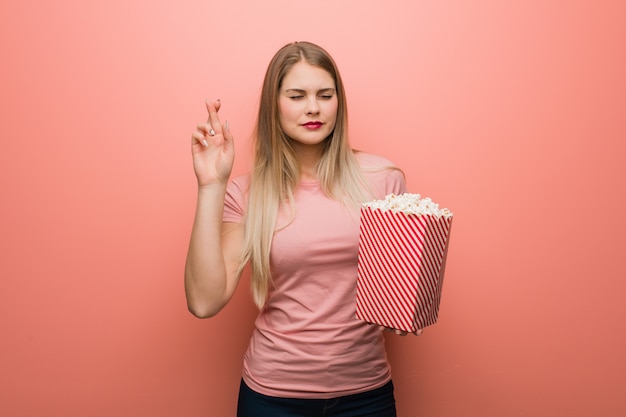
[278,61,338,148]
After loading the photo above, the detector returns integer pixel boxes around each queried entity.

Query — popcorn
[362,193,453,218]
[356,193,453,333]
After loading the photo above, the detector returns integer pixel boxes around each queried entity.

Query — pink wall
[1,1,625,416]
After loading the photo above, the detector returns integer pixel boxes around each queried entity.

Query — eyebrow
[284,88,336,94]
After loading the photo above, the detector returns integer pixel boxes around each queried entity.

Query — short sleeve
[382,168,407,196]
[223,175,249,223]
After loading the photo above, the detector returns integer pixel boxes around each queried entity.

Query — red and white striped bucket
[356,206,453,333]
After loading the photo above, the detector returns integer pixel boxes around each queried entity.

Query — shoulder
[353,150,399,169]
[228,173,251,192]
[353,151,407,198]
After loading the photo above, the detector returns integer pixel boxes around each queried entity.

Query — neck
[292,142,324,181]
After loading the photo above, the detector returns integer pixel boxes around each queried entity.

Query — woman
[186,41,409,417]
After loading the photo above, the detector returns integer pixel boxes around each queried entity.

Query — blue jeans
[236,379,397,417]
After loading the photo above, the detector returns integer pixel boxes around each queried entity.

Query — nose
[305,97,320,116]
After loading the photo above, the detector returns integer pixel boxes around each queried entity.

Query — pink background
[1,1,625,416]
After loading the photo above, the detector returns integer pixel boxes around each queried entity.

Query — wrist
[197,181,228,194]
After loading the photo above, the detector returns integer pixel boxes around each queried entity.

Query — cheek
[326,100,339,122]
[278,98,296,122]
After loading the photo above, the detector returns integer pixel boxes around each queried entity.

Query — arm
[184,100,242,318]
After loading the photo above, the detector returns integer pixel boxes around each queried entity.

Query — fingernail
[225,120,230,131]
[202,139,208,147]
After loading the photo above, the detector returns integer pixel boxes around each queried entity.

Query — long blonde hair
[240,41,371,308]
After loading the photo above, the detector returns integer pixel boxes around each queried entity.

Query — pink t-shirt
[223,152,406,399]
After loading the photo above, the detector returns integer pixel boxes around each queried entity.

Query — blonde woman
[186,41,407,417]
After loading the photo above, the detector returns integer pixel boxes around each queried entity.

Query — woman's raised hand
[191,99,235,187]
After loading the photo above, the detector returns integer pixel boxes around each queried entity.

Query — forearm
[184,184,231,317]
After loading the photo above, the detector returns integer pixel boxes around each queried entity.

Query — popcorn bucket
[356,194,453,333]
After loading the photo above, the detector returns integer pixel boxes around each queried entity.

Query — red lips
[303,121,323,129]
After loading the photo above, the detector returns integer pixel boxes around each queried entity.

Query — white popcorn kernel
[363,193,453,218]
